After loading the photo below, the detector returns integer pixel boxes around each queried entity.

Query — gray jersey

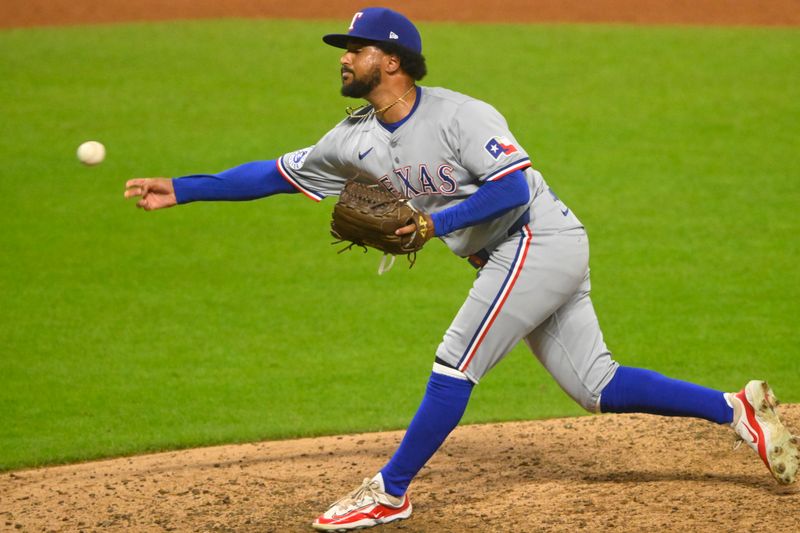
[276,86,580,257]
[278,85,612,407]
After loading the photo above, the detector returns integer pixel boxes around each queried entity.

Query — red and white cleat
[312,475,412,531]
[727,380,799,484]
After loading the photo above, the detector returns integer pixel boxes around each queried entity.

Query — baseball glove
[330,175,433,270]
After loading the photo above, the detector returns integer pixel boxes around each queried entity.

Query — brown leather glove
[331,176,434,264]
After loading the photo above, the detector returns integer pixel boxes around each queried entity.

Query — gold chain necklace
[346,85,416,118]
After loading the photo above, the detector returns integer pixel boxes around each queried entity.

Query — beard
[340,65,381,98]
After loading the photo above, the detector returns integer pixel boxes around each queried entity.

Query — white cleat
[727,380,799,484]
[312,475,412,531]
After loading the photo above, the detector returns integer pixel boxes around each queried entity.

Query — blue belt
[467,208,530,270]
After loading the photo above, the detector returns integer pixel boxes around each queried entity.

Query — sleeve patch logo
[285,146,313,170]
[484,136,518,160]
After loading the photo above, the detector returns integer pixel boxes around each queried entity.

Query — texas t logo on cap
[348,12,363,31]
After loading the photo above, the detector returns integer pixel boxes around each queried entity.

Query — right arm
[124,159,297,211]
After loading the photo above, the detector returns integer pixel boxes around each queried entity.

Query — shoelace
[330,478,381,513]
[378,252,417,274]
[332,245,415,275]
[378,253,396,275]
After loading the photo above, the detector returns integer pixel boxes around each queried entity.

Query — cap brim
[322,34,352,49]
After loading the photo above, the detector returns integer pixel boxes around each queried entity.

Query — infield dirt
[2,0,800,27]
[3,408,799,531]
[2,1,799,532]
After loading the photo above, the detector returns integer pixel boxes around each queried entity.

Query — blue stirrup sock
[600,366,733,424]
[380,372,474,497]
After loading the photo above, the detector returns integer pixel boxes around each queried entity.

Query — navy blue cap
[323,7,422,54]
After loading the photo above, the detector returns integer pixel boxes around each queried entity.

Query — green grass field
[1,19,798,471]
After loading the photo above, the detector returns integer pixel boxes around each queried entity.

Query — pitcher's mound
[3,407,799,531]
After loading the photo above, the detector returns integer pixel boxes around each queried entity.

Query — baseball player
[124,7,799,531]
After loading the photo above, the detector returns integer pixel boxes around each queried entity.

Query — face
[340,41,384,98]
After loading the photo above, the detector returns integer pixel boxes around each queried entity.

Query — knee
[571,360,620,413]
[561,383,608,414]
[576,391,603,414]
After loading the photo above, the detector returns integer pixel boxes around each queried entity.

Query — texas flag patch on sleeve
[484,136,518,159]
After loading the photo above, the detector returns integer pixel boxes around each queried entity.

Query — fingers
[125,178,146,189]
[124,178,149,199]
[125,177,176,211]
[124,186,143,199]
[126,178,153,208]
[125,178,169,198]
[395,223,416,236]
[395,214,435,239]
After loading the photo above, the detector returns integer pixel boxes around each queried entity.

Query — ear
[383,53,402,75]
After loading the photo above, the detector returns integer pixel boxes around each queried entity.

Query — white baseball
[77,141,106,166]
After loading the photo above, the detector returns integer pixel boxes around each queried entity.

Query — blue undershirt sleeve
[172,160,297,204]
[429,169,530,236]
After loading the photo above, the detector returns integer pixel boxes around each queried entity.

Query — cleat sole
[747,381,799,484]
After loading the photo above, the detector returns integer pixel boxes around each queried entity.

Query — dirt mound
[2,407,798,532]
[2,0,799,28]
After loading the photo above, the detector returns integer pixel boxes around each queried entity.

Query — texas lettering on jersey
[378,164,457,198]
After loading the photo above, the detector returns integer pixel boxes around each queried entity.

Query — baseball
[77,141,106,166]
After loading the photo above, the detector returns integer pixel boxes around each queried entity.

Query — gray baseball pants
[435,218,618,412]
